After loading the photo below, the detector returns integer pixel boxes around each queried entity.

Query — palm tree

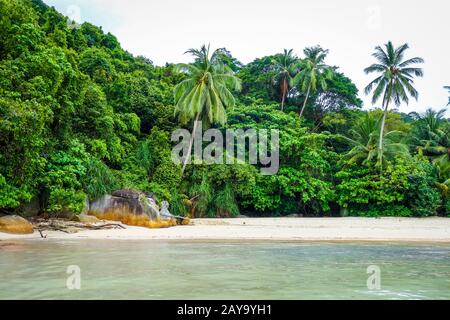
[364,41,424,170]
[173,45,242,174]
[409,108,450,188]
[296,46,334,119]
[272,49,299,111]
[434,155,450,198]
[339,113,410,166]
[409,108,448,148]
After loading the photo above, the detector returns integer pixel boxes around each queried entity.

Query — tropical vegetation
[0,0,448,218]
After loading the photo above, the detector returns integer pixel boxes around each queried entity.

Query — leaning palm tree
[338,113,410,166]
[174,45,242,174]
[272,49,299,111]
[295,46,334,119]
[364,41,424,170]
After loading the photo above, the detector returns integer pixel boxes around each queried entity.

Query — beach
[1,217,449,242]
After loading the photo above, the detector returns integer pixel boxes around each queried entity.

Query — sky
[45,0,450,115]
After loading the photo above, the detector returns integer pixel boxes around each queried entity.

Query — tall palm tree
[338,113,410,166]
[364,41,424,170]
[174,45,242,174]
[272,49,299,111]
[296,46,334,119]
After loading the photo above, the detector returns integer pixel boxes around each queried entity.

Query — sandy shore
[1,217,450,242]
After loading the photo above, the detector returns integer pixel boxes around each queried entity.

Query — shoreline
[1,217,450,243]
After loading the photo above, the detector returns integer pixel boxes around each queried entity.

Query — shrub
[350,205,413,217]
[46,187,86,215]
[404,170,441,217]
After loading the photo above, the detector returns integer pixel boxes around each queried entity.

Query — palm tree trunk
[281,78,287,111]
[378,97,390,172]
[299,84,311,119]
[181,112,201,175]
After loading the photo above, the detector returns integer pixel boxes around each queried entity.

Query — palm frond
[173,45,241,126]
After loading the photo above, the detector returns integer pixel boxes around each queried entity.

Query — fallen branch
[31,218,126,234]
[38,229,47,238]
[86,223,126,230]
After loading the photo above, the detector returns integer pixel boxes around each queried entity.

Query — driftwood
[38,229,47,238]
[88,223,126,230]
[31,218,126,236]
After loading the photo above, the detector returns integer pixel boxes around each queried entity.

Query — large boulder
[88,189,176,228]
[0,215,34,234]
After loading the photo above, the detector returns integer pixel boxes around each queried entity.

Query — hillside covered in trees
[1,0,449,218]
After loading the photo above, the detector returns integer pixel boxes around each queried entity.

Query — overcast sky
[46,0,450,115]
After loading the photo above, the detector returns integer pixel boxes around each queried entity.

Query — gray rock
[89,190,161,221]
[160,201,172,219]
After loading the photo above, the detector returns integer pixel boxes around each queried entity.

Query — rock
[286,214,300,218]
[160,201,172,218]
[74,214,100,224]
[180,217,191,225]
[111,189,141,199]
[0,215,34,234]
[160,201,190,225]
[88,189,176,229]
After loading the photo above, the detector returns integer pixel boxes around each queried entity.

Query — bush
[41,140,88,214]
[444,198,450,217]
[338,157,442,217]
[404,168,441,217]
[46,187,86,215]
[82,158,118,200]
[350,205,413,217]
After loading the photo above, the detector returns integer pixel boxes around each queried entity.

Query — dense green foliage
[0,0,448,217]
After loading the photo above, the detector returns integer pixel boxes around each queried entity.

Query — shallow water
[0,240,449,299]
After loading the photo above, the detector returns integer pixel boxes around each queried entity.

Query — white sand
[1,217,450,242]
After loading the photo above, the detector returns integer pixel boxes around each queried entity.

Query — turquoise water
[0,240,449,300]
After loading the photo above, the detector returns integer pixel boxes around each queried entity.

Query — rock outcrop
[88,189,178,228]
[0,215,34,234]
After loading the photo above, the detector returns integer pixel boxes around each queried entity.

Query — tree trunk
[181,112,201,175]
[299,84,311,119]
[281,78,287,111]
[378,97,390,172]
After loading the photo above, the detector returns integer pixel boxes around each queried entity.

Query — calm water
[0,240,449,300]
